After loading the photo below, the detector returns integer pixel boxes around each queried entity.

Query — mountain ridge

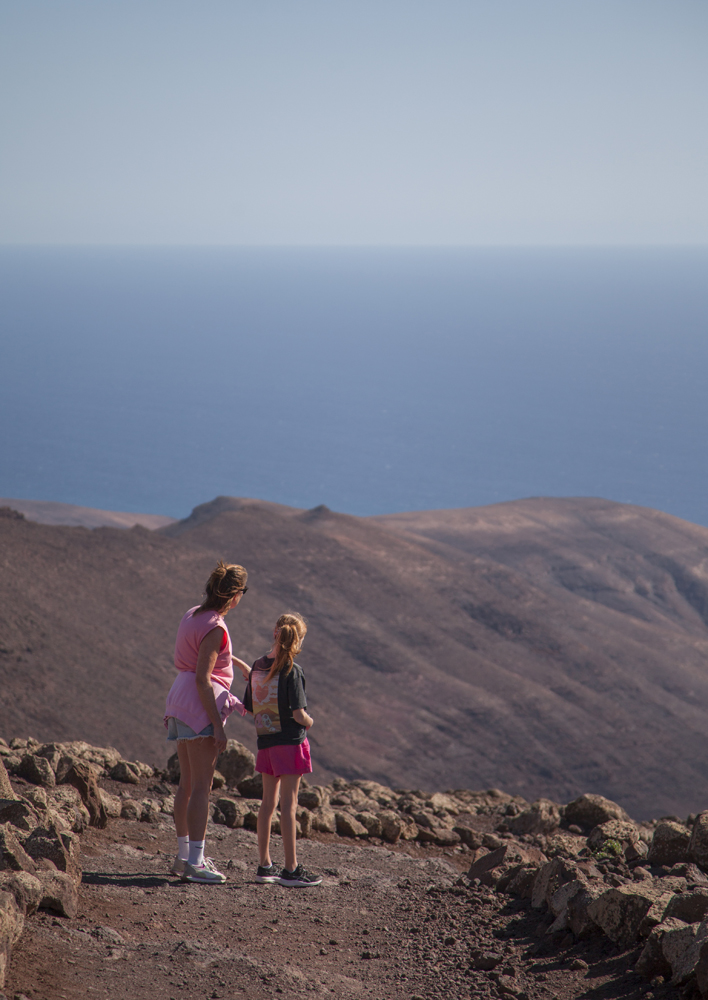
[2,495,708,819]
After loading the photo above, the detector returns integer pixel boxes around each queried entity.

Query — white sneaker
[170,855,187,876]
[181,859,226,884]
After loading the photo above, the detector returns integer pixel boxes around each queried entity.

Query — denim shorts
[166,717,215,742]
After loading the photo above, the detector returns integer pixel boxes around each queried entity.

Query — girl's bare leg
[258,774,281,867]
[173,739,192,838]
[185,737,218,842]
[279,774,302,872]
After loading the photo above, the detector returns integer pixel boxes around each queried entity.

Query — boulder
[428,792,462,815]
[398,816,420,841]
[499,865,537,899]
[588,819,642,852]
[547,878,590,932]
[160,794,175,815]
[16,754,55,789]
[690,812,708,870]
[0,889,24,989]
[0,872,42,916]
[296,807,312,838]
[61,760,108,828]
[544,832,588,860]
[0,761,15,802]
[237,774,263,799]
[507,799,561,837]
[564,793,631,831]
[664,890,708,925]
[23,824,80,880]
[0,800,39,833]
[431,829,461,847]
[696,939,708,997]
[310,807,337,834]
[20,786,48,812]
[453,815,484,849]
[648,821,691,867]
[36,870,79,918]
[636,924,673,980]
[140,799,161,823]
[109,760,141,784]
[661,916,708,985]
[335,812,368,838]
[55,754,81,784]
[374,810,402,844]
[99,790,122,819]
[588,881,680,948]
[63,760,108,829]
[531,857,583,910]
[468,846,507,883]
[356,812,383,838]
[566,883,607,938]
[34,742,64,773]
[0,826,37,874]
[638,889,682,937]
[298,786,329,811]
[215,797,253,829]
[120,799,140,821]
[216,741,255,787]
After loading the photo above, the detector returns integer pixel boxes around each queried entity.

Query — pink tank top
[164,606,245,733]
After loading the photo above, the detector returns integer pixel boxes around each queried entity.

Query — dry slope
[2,495,708,818]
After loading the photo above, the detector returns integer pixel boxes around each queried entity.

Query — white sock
[188,840,205,867]
[177,836,189,862]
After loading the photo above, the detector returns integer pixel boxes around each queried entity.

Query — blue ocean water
[1,246,707,524]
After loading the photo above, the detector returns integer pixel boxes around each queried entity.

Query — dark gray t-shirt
[244,655,308,749]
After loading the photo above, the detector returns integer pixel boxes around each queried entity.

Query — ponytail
[266,613,307,682]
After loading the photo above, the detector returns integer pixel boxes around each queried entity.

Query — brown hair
[195,560,248,615]
[266,612,307,682]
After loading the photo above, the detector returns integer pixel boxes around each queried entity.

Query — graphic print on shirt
[252,671,281,737]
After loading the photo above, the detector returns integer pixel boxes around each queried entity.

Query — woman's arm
[195,627,229,752]
[232,655,251,681]
[293,708,313,729]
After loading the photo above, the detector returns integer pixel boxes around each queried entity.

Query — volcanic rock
[564,794,631,831]
[216,741,255,787]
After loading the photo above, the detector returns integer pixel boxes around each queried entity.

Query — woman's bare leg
[185,737,218,842]
[279,774,302,872]
[258,774,280,867]
[173,739,192,838]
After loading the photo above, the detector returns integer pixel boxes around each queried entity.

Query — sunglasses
[235,587,248,595]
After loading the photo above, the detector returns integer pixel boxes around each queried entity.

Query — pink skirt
[256,739,312,777]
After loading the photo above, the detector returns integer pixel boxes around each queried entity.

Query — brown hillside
[2,496,708,819]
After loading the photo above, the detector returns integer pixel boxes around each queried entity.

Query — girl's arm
[232,655,251,680]
[195,628,228,752]
[293,708,313,729]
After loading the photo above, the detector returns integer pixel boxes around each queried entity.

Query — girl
[164,561,250,884]
[244,612,321,887]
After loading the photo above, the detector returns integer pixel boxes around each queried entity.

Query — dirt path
[5,815,680,1000]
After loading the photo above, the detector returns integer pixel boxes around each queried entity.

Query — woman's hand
[213,721,228,754]
[232,656,251,681]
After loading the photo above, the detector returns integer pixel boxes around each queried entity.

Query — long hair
[195,560,247,615]
[266,612,307,682]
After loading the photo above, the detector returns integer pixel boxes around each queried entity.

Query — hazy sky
[1,1,706,245]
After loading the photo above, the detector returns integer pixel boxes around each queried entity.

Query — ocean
[1,246,706,525]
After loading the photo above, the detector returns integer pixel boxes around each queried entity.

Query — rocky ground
[3,736,708,999]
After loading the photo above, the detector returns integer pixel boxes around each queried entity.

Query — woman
[164,560,250,884]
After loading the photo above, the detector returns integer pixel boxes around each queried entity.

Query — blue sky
[1,0,706,245]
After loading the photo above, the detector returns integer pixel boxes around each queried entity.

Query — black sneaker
[278,864,322,888]
[255,863,280,883]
